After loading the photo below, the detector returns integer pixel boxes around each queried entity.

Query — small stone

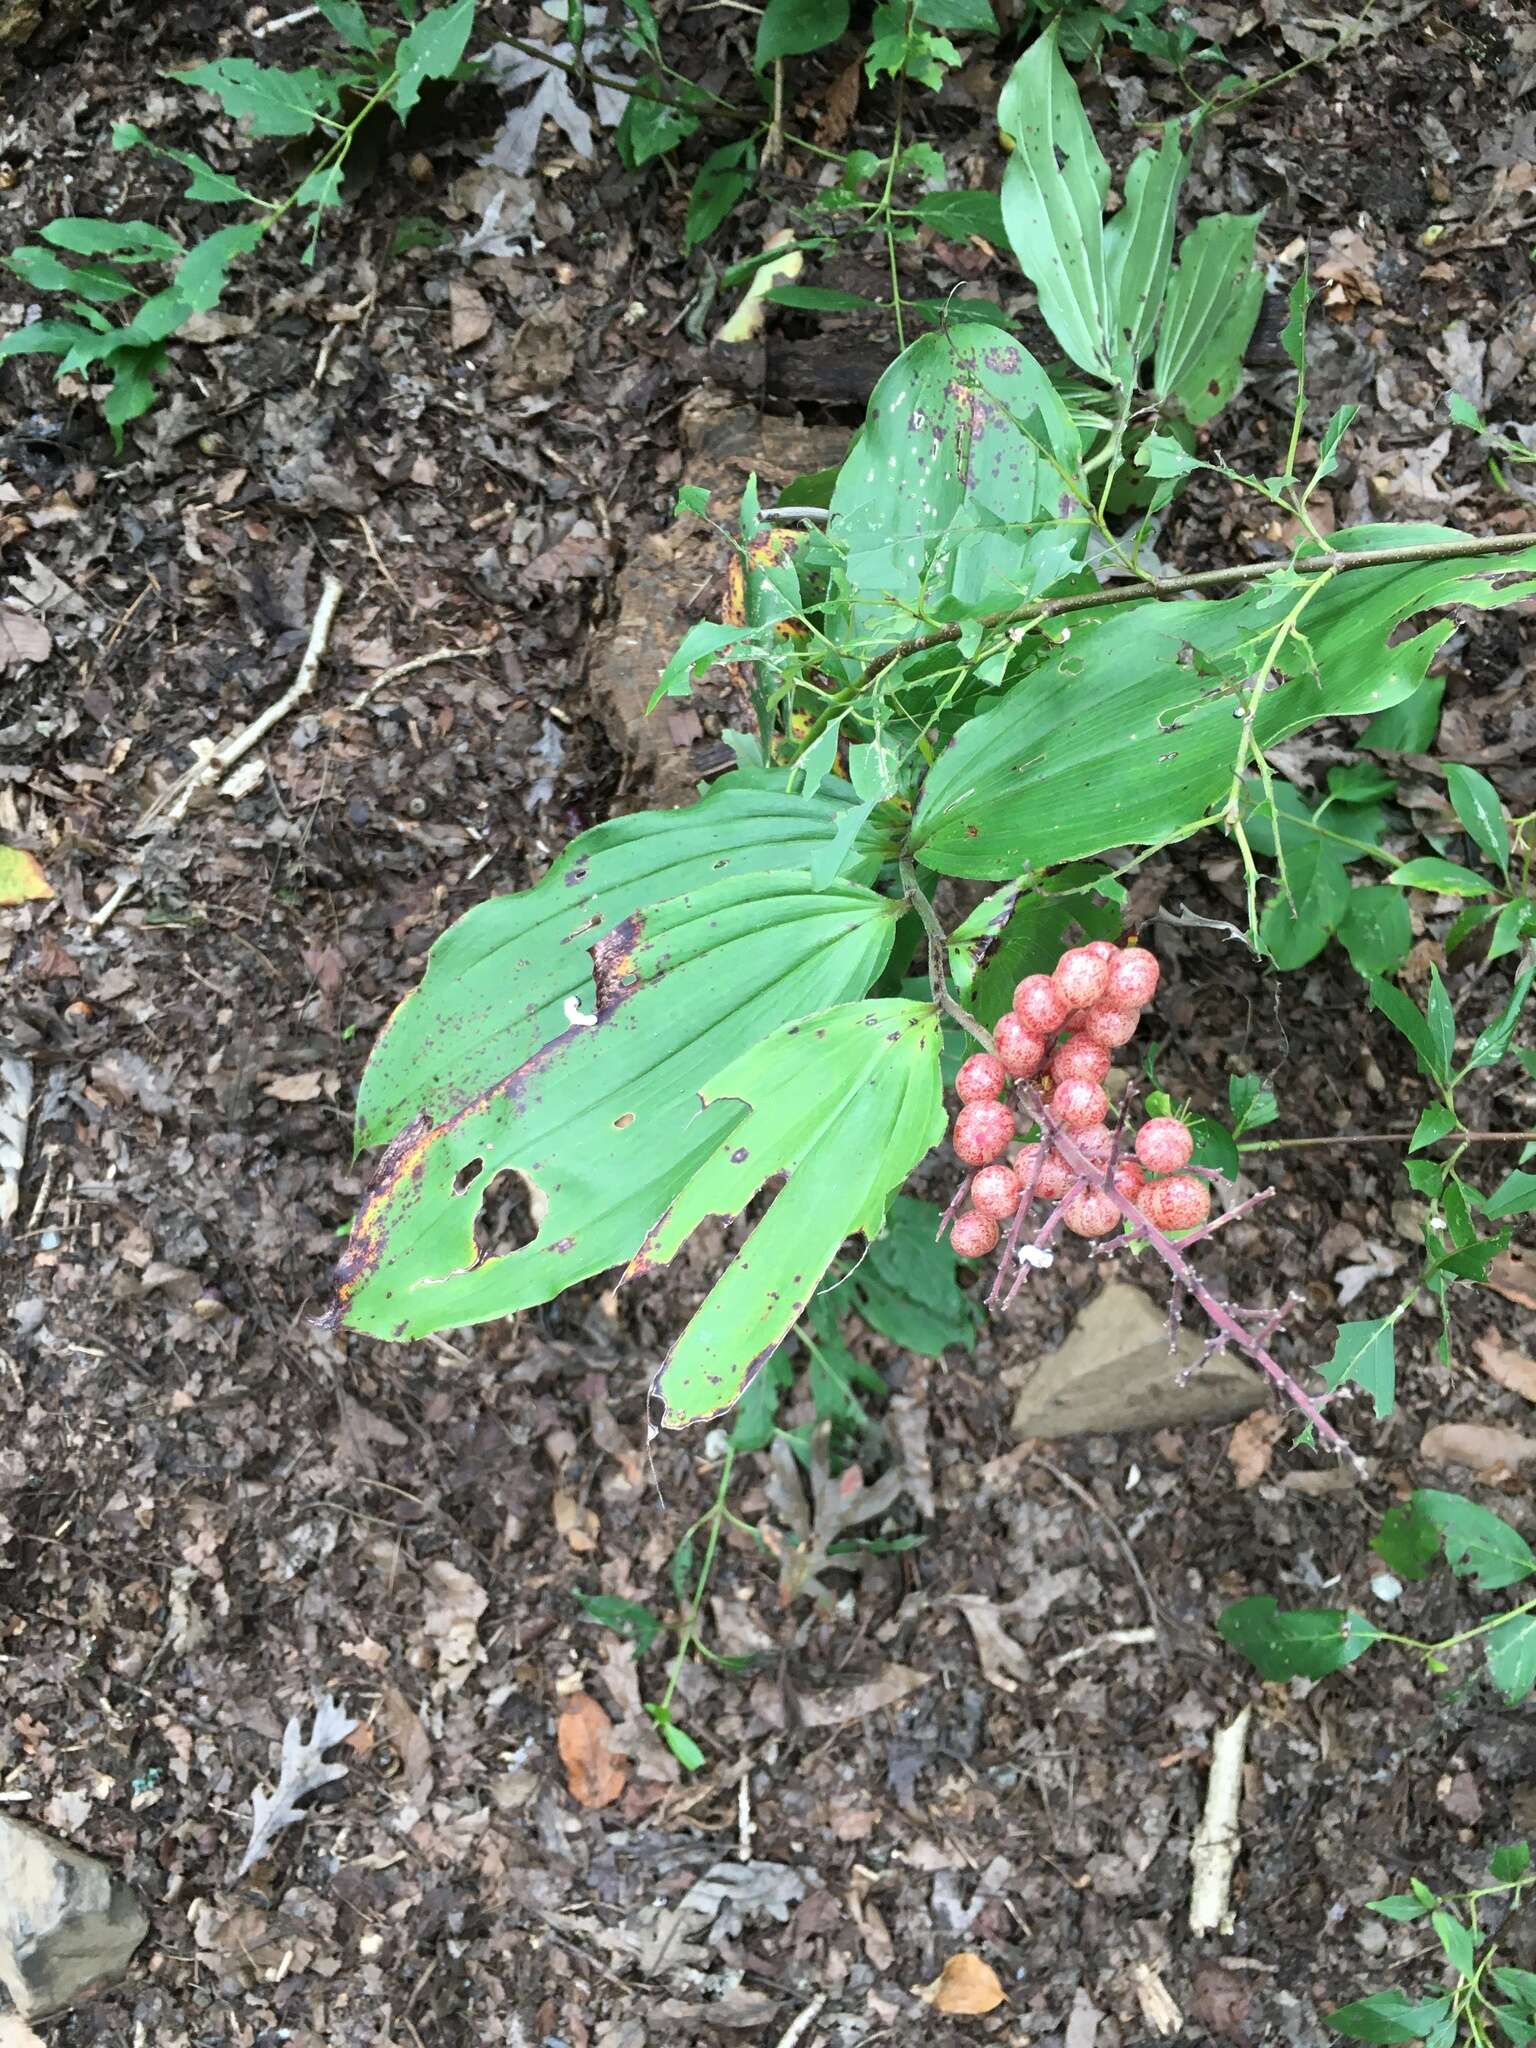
[1009,1283,1263,1441]
[0,1815,148,2019]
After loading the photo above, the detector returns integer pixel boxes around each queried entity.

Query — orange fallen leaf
[1227,1408,1284,1489]
[558,1693,627,1810]
[915,1952,1007,2016]
[0,846,52,906]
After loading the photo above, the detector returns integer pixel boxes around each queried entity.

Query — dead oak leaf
[1226,1408,1285,1490]
[558,1692,627,1809]
[915,1952,1007,2016]
[448,278,494,351]
[1474,1328,1536,1404]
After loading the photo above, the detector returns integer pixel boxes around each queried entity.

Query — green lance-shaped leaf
[1485,1613,1536,1705]
[113,122,264,206]
[355,777,900,1146]
[392,0,477,120]
[828,324,1082,642]
[328,873,899,1340]
[1152,212,1264,425]
[638,999,944,1428]
[41,217,183,262]
[1374,1489,1536,1593]
[1217,1596,1383,1681]
[1102,120,1186,380]
[910,525,1536,879]
[997,28,1112,379]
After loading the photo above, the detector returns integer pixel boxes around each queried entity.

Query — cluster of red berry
[945,939,1213,1261]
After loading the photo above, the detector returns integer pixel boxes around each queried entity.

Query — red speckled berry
[1083,940,1120,963]
[1083,1003,1140,1050]
[972,1163,1022,1219]
[1138,1173,1211,1233]
[951,1209,1000,1258]
[1053,947,1112,1008]
[1063,1187,1120,1238]
[953,1099,1016,1166]
[1014,1142,1071,1200]
[1108,948,1160,1008]
[956,1052,1007,1104]
[1051,1035,1111,1085]
[1013,974,1068,1035]
[1113,1158,1145,1199]
[1134,1117,1194,1174]
[1061,1007,1090,1032]
[1071,1123,1114,1166]
[993,1013,1046,1078]
[1052,1078,1108,1131]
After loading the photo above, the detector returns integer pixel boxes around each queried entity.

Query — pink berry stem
[1157,1186,1276,1253]
[937,1174,973,1242]
[986,1142,1048,1312]
[1021,1085,1361,1469]
[1177,1300,1293,1386]
[1000,1184,1078,1312]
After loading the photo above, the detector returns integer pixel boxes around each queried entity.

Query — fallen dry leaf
[1474,1328,1536,1404]
[0,847,52,906]
[952,1597,1032,1694]
[264,1069,323,1103]
[1485,1248,1536,1312]
[0,607,50,668]
[558,1692,627,1809]
[915,1952,1007,2016]
[1420,1423,1536,1478]
[0,2016,49,2047]
[1227,1408,1285,1489]
[797,1660,931,1729]
[377,1681,433,1790]
[421,1559,488,1689]
[448,277,494,351]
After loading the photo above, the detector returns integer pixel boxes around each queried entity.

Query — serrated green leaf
[1339,885,1414,977]
[844,1194,980,1354]
[1229,1073,1279,1133]
[1319,1317,1396,1419]
[640,1000,944,1427]
[112,122,264,205]
[331,871,899,1340]
[5,244,138,303]
[575,1591,663,1653]
[910,527,1536,878]
[0,317,96,361]
[41,217,181,261]
[754,0,848,65]
[1152,211,1264,425]
[101,344,166,448]
[997,27,1112,378]
[1445,763,1510,878]
[1485,1612,1536,1703]
[1218,1596,1383,1680]
[1389,856,1498,898]
[171,57,341,135]
[392,0,476,119]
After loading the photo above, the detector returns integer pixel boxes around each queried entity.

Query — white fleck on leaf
[236,1695,358,1876]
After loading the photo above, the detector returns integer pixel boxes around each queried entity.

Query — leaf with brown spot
[558,1693,627,1809]
[0,847,52,906]
[915,1952,1007,2016]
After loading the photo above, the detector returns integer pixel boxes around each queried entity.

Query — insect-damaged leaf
[328,873,899,1339]
[355,776,898,1147]
[910,525,1536,878]
[828,324,1082,643]
[639,1001,944,1429]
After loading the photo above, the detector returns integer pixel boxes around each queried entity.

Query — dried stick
[1189,1705,1253,1935]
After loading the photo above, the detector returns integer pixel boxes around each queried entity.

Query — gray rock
[1010,1282,1263,1440]
[0,1814,148,2019]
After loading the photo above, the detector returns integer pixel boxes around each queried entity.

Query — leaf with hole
[1319,1317,1396,1419]
[639,1001,944,1428]
[330,870,900,1340]
[1218,1597,1383,1681]
[391,0,477,119]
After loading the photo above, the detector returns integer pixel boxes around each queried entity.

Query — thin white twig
[347,646,486,710]
[774,1991,829,2048]
[1189,1705,1253,1935]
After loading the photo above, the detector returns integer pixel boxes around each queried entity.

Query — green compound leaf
[0,318,96,362]
[843,1193,980,1355]
[1375,1489,1536,1593]
[1319,1317,1397,1419]
[911,527,1536,878]
[1485,1612,1536,1705]
[170,58,343,136]
[1217,1596,1383,1681]
[639,1000,944,1429]
[391,0,477,119]
[5,245,138,303]
[998,27,1112,379]
[828,324,1082,643]
[329,872,900,1340]
[113,122,264,205]
[40,217,182,261]
[355,778,897,1147]
[101,344,168,450]
[1152,211,1265,425]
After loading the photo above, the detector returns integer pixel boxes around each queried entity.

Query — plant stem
[658,1447,736,1717]
[498,32,756,118]
[1240,1129,1536,1152]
